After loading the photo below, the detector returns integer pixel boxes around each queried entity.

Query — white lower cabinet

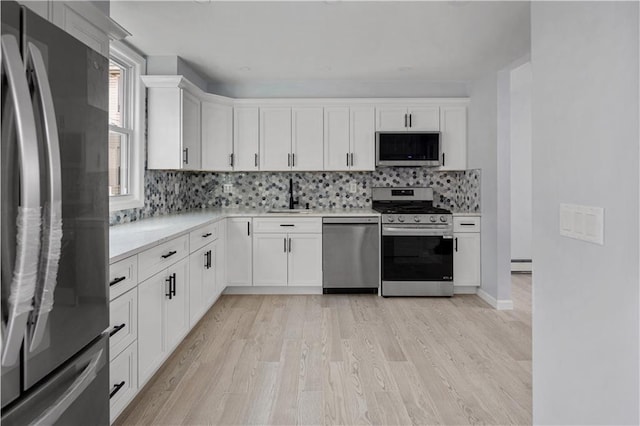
[252,218,322,287]
[137,257,189,387]
[226,218,253,286]
[109,342,137,424]
[189,241,217,326]
[453,215,481,287]
[253,234,289,286]
[287,233,322,286]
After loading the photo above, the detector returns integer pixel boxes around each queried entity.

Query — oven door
[381,225,453,294]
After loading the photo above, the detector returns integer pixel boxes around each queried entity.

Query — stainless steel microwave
[375,131,441,167]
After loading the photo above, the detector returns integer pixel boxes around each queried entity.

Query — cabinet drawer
[109,288,137,360]
[189,221,219,253]
[138,235,189,282]
[253,217,322,234]
[109,256,137,301]
[453,216,480,233]
[109,342,138,424]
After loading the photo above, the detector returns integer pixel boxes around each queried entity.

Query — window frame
[108,40,146,212]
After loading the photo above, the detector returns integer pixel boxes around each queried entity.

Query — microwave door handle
[26,43,63,353]
[1,35,42,367]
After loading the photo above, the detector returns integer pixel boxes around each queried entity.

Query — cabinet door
[259,107,292,171]
[376,107,408,131]
[147,88,182,170]
[407,106,440,131]
[137,273,165,386]
[454,233,481,287]
[253,234,289,286]
[323,107,351,171]
[202,102,233,171]
[203,242,217,307]
[292,107,324,171]
[181,90,201,170]
[226,218,253,286]
[350,107,376,171]
[109,342,138,423]
[215,220,227,296]
[440,106,467,170]
[287,234,322,286]
[189,246,207,326]
[165,258,190,352]
[233,107,259,171]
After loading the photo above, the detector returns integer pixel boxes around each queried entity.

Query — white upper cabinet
[349,107,376,171]
[233,106,260,171]
[259,107,292,171]
[181,91,202,170]
[376,106,440,132]
[439,106,467,170]
[292,107,324,171]
[323,107,350,171]
[143,79,202,170]
[324,106,375,171]
[407,106,440,131]
[201,101,233,171]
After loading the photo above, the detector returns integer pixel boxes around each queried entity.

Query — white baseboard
[511,260,532,273]
[477,289,514,310]
[453,286,478,294]
[223,286,323,295]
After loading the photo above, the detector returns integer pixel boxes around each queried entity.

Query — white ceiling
[112,1,530,95]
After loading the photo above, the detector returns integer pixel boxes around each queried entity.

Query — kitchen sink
[266,209,311,214]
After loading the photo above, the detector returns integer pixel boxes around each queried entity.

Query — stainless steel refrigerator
[1,1,109,424]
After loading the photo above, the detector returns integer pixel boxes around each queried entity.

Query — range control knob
[440,216,447,223]
[397,216,406,223]
[414,216,421,223]
[430,216,437,223]
[387,216,395,223]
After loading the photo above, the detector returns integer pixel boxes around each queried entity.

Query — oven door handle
[382,226,452,237]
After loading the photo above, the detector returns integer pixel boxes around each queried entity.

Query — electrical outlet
[174,183,180,194]
[223,183,233,193]
[349,182,357,192]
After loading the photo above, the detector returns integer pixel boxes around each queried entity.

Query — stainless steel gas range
[372,187,454,297]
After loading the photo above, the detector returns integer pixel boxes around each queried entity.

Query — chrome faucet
[288,178,299,209]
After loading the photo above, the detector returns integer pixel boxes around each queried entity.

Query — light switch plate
[174,183,180,194]
[559,203,604,245]
[223,183,233,193]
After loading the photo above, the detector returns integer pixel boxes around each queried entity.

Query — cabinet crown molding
[140,75,469,106]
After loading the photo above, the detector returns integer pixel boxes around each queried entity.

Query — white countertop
[109,208,381,263]
[453,212,482,216]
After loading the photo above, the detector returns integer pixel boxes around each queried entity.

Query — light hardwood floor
[116,274,532,425]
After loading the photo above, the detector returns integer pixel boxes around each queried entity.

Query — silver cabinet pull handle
[350,153,354,167]
[183,147,189,164]
[288,153,291,167]
[26,42,63,354]
[284,238,287,253]
[255,153,258,167]
[288,238,292,252]
[229,153,234,167]
[292,153,295,167]
[1,35,42,367]
[346,153,349,167]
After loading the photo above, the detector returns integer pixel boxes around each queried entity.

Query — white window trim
[109,40,146,212]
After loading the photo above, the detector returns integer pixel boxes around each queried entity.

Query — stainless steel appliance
[1,1,109,424]
[376,131,441,167]
[372,187,454,296]
[322,217,380,294]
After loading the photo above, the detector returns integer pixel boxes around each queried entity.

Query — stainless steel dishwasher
[322,217,380,294]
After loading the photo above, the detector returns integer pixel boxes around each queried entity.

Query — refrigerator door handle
[25,42,63,354]
[1,35,42,368]
[31,348,104,425]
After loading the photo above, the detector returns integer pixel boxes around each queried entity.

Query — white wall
[531,2,639,424]
[510,62,532,261]
[468,71,513,308]
[208,79,470,99]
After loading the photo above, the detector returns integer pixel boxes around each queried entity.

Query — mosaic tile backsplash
[110,168,480,225]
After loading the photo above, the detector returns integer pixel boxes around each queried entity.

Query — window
[108,41,146,211]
